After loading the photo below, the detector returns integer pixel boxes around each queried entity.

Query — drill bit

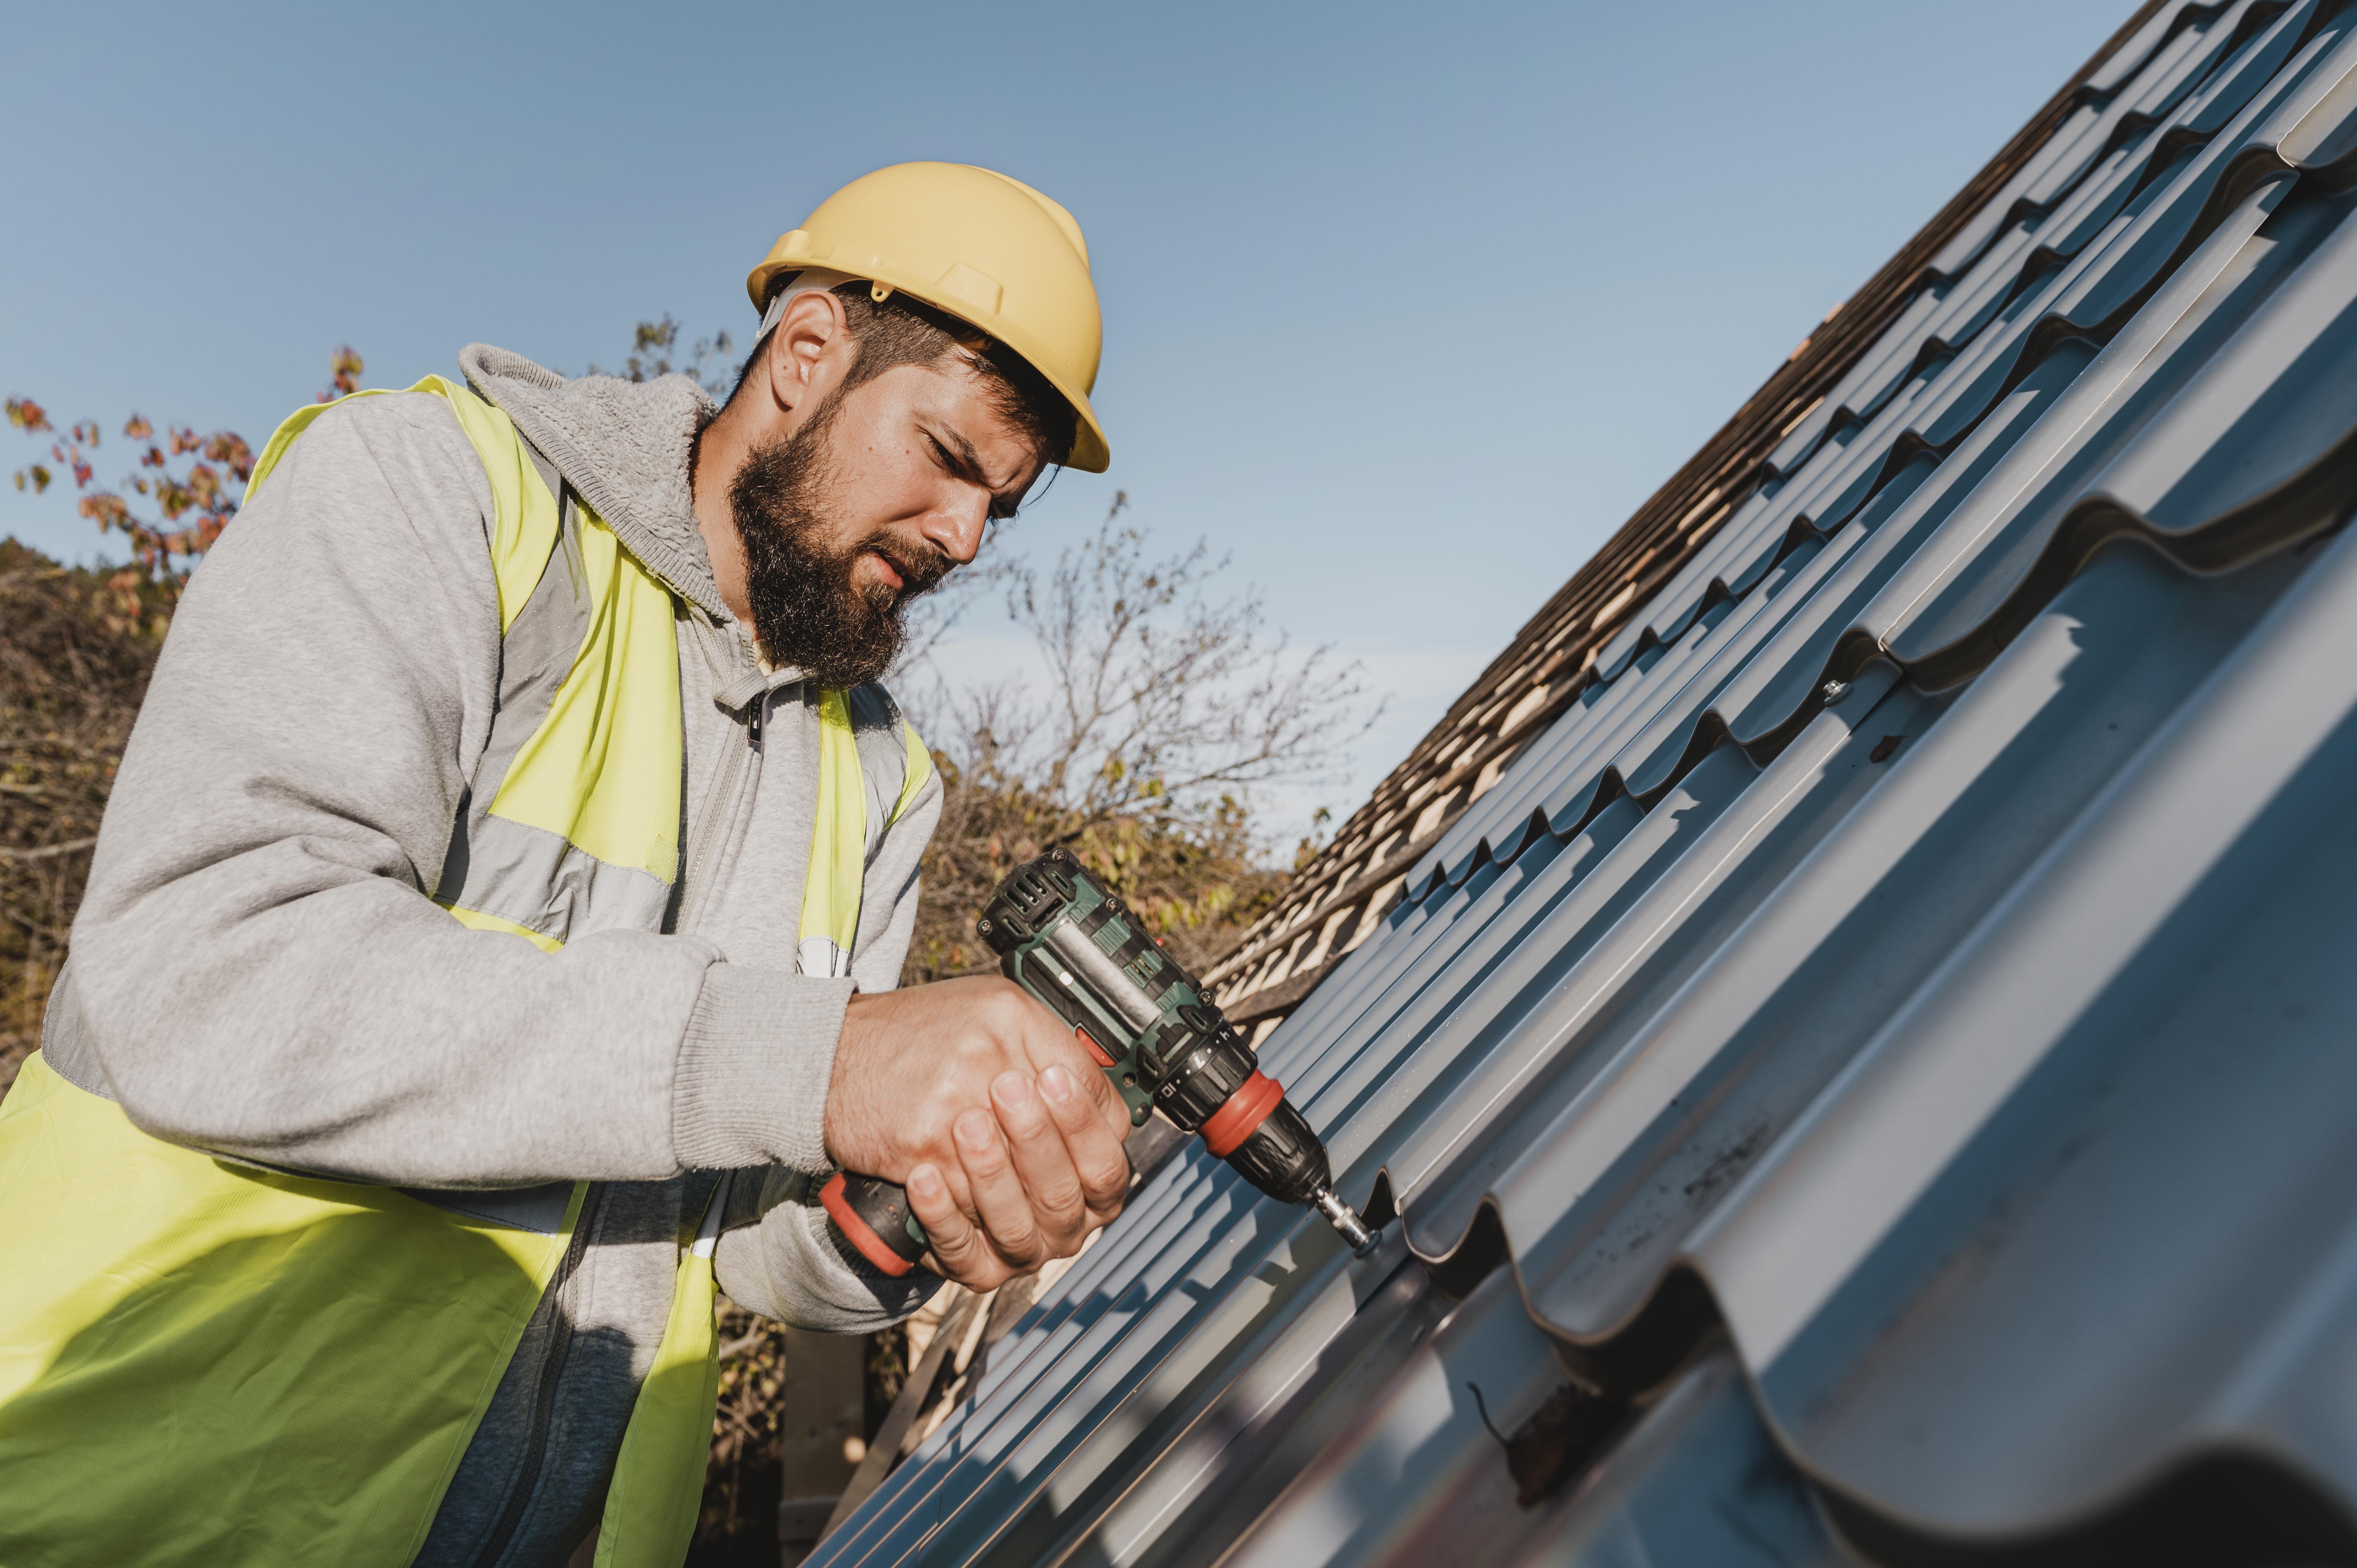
[1312,1183,1379,1257]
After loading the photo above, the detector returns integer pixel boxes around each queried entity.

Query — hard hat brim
[746,254,1110,474]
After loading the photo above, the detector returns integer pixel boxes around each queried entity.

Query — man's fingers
[992,1071,1089,1253]
[1039,1065,1131,1224]
[919,1141,976,1218]
[907,1163,1008,1292]
[826,976,1137,1275]
[955,1105,1046,1271]
[1072,1044,1127,1130]
[1017,1010,1132,1141]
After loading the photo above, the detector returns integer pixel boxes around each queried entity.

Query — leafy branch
[901,494,1376,980]
[7,346,362,609]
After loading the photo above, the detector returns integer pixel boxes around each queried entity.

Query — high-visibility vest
[0,379,930,1568]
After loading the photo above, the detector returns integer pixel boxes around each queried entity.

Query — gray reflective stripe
[842,684,912,862]
[437,491,672,945]
[456,812,673,942]
[690,1171,733,1259]
[797,934,852,978]
[476,497,592,809]
[518,437,562,522]
[399,1180,576,1236]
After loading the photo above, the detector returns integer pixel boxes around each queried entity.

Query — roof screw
[1820,678,1850,704]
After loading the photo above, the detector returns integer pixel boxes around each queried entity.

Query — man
[0,163,1124,1568]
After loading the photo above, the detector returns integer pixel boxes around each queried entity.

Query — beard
[726,397,950,689]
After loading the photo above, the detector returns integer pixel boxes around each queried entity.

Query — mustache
[857,534,954,602]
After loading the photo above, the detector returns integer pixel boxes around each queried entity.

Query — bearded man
[0,164,1125,1568]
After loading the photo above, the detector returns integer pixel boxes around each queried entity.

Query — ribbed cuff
[671,962,853,1171]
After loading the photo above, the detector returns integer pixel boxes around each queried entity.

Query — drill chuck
[821,848,1379,1277]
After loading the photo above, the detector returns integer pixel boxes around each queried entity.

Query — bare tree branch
[0,838,96,863]
[962,494,1376,833]
[897,493,1379,984]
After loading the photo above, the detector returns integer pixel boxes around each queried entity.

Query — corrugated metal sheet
[815,5,2357,1562]
[1196,0,2200,1035]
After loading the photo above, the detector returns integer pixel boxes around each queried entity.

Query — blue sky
[3,0,2134,837]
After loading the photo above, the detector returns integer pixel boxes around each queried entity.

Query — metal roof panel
[809,12,2357,1563]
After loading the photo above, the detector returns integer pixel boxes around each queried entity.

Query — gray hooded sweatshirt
[41,345,942,1566]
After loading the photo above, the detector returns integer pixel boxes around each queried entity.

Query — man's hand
[824,975,1133,1291]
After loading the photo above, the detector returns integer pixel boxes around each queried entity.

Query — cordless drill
[820,846,1378,1276]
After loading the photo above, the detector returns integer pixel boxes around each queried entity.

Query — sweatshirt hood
[458,343,730,619]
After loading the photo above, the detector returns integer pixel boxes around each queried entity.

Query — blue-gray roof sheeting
[1578,0,2327,696]
[810,8,2357,1564]
[1922,1,2220,278]
[1219,1284,1843,1568]
[1498,1350,1841,1568]
[1425,1,2357,896]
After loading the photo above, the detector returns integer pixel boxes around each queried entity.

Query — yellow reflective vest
[0,379,928,1567]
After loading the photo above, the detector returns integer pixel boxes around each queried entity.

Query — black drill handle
[820,1171,929,1277]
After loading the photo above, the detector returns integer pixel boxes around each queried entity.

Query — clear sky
[3,0,2135,837]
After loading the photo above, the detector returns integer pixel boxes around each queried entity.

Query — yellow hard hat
[746,162,1109,472]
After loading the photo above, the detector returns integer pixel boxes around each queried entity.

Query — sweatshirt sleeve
[63,392,815,1187]
[709,738,946,1329]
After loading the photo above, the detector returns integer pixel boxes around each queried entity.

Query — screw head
[1820,678,1850,704]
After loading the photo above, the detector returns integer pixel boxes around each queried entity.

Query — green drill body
[819,848,1376,1276]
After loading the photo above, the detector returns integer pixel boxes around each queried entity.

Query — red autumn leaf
[204,432,252,478]
[19,346,353,587]
[78,493,131,531]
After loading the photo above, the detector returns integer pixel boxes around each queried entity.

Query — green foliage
[908,748,1286,986]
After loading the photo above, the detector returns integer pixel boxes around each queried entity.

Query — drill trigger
[1076,1027,1118,1068]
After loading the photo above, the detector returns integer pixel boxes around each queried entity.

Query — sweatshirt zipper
[469,1183,604,1568]
[673,681,765,937]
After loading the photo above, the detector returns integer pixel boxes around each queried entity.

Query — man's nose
[923,488,991,565]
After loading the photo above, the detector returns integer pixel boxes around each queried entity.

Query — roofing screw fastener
[1313,1184,1379,1257]
[1820,678,1850,704]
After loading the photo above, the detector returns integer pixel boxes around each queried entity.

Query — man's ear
[765,289,850,415]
